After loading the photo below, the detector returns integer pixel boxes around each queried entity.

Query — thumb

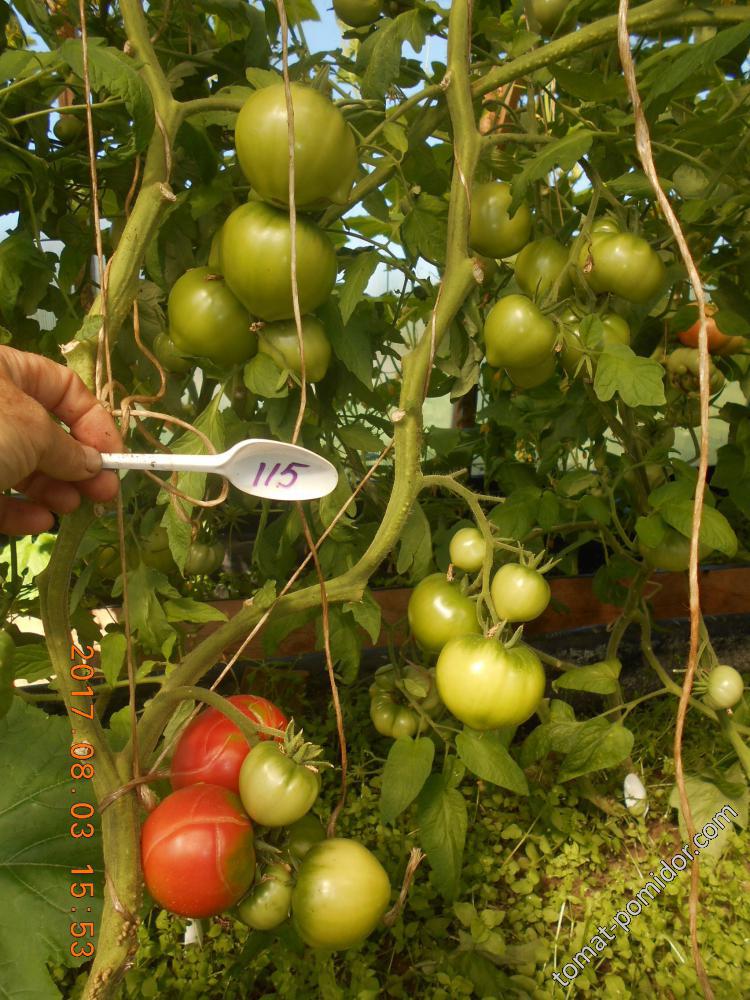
[36,419,102,482]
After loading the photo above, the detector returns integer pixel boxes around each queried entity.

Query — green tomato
[184,542,224,576]
[449,526,486,573]
[292,838,391,950]
[153,331,192,374]
[514,237,571,300]
[580,232,666,304]
[235,84,358,210]
[590,217,620,235]
[436,636,546,730]
[370,690,419,739]
[333,0,382,27]
[407,573,481,653]
[505,354,557,388]
[238,741,320,828]
[371,663,441,716]
[258,316,332,383]
[706,665,744,709]
[93,545,124,580]
[237,863,293,931]
[167,267,256,367]
[672,164,711,200]
[483,294,556,368]
[140,525,177,575]
[470,182,532,259]
[561,312,631,372]
[525,0,569,35]
[490,564,551,622]
[287,813,326,863]
[218,202,337,322]
[53,115,84,144]
[638,524,713,572]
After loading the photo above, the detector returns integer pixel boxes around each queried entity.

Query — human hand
[0,346,124,535]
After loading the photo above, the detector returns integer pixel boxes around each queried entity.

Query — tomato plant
[216,202,337,321]
[235,84,358,209]
[469,182,532,259]
[448,526,486,573]
[170,695,288,793]
[407,573,481,653]
[258,317,332,382]
[706,665,744,709]
[237,863,293,931]
[238,740,321,827]
[483,294,556,368]
[167,267,257,367]
[291,839,391,950]
[436,636,546,730]
[141,784,255,918]
[490,563,551,622]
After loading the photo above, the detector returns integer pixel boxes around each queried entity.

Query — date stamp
[68,642,97,961]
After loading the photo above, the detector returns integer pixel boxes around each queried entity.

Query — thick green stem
[718,714,750,783]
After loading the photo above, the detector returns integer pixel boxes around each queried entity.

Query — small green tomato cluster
[369,662,441,739]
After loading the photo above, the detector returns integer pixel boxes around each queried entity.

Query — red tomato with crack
[170,694,288,793]
[141,784,255,918]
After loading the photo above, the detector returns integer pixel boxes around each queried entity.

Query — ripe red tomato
[141,784,255,918]
[167,267,257,367]
[235,84,358,209]
[170,694,288,793]
[677,308,745,356]
[470,182,532,259]
[483,294,556,368]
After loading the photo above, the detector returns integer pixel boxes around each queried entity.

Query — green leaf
[510,130,593,212]
[163,598,228,624]
[489,487,541,540]
[382,120,408,154]
[380,736,434,823]
[579,494,611,525]
[0,701,103,997]
[339,252,378,324]
[317,607,360,682]
[661,500,738,557]
[668,765,747,859]
[344,590,381,645]
[12,644,53,683]
[456,729,529,795]
[557,469,598,498]
[553,658,621,696]
[594,344,666,408]
[337,423,384,453]
[0,233,54,319]
[557,719,634,782]
[244,68,282,89]
[61,38,155,151]
[635,513,666,548]
[360,9,432,99]
[396,502,432,579]
[416,773,467,899]
[402,193,448,265]
[318,299,373,388]
[283,0,320,25]
[550,64,626,102]
[122,564,177,655]
[244,352,289,399]
[100,631,127,688]
[645,25,750,108]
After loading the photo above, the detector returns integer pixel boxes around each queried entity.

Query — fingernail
[83,445,102,475]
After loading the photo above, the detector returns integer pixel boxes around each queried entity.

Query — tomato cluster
[369,662,441,739]
[141,691,390,949]
[165,84,361,380]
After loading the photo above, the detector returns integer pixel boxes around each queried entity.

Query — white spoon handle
[100,451,225,475]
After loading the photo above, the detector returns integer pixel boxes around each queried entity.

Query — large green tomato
[184,542,224,575]
[706,665,744,709]
[287,813,326,863]
[436,636,546,730]
[218,202,337,321]
[167,267,256,367]
[638,525,713,572]
[490,564,551,622]
[562,312,631,372]
[235,84,358,210]
[292,839,391,950]
[407,573,481,653]
[237,863,293,931]
[334,0,382,27]
[525,0,569,34]
[449,526,486,573]
[580,233,666,303]
[470,182,532,259]
[514,237,571,300]
[483,294,556,368]
[152,331,191,373]
[505,354,557,388]
[238,741,320,827]
[258,317,332,383]
[140,525,177,575]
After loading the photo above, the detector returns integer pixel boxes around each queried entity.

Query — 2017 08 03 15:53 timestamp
[68,641,98,960]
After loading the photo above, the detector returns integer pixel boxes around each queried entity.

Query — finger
[0,346,124,452]
[76,470,121,503]
[14,473,82,515]
[0,496,54,536]
[27,405,108,483]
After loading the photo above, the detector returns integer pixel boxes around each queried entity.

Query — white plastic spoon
[100,439,338,501]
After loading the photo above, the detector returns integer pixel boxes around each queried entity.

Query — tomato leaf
[163,597,228,624]
[668,765,747,859]
[344,590,382,645]
[402,193,449,265]
[337,423,384,453]
[100,631,127,688]
[380,736,434,824]
[358,9,432,99]
[416,772,467,900]
[553,659,621,696]
[319,299,374,388]
[594,343,666,408]
[509,129,593,213]
[661,500,738,558]
[635,513,666,548]
[244,352,289,399]
[317,606,361,682]
[456,729,529,795]
[339,251,378,324]
[644,25,750,110]
[396,502,432,580]
[557,719,634,782]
